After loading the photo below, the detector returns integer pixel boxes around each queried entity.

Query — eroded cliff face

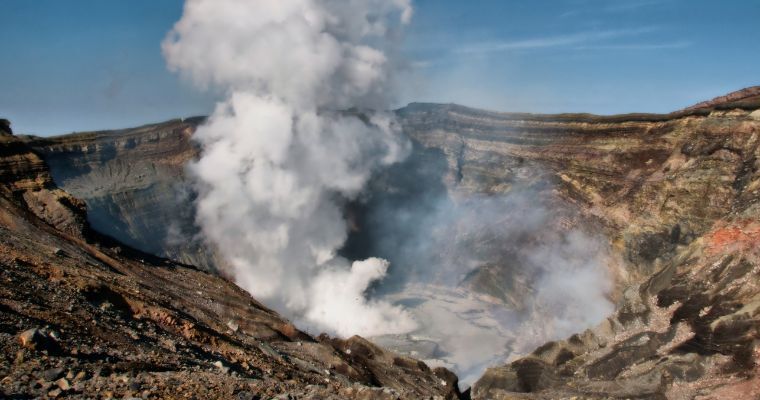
[0,131,88,236]
[399,91,760,290]
[27,118,218,271]
[18,87,760,397]
[0,128,463,399]
[471,213,760,399]
[395,90,760,398]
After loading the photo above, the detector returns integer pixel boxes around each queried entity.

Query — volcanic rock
[17,329,60,354]
[41,368,64,382]
[398,96,760,399]
[7,87,760,398]
[0,128,462,399]
[17,329,44,350]
[27,118,216,270]
[55,377,70,391]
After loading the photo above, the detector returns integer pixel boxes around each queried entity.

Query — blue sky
[1,0,758,135]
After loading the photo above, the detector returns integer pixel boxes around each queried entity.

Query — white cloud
[560,0,672,18]
[573,41,693,50]
[453,27,658,54]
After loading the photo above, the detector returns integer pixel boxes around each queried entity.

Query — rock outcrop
[0,131,463,399]
[0,131,87,236]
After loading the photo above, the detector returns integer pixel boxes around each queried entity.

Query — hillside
[0,129,462,399]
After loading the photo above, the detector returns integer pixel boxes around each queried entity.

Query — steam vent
[2,1,760,399]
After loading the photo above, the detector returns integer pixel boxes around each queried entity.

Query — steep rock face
[399,99,760,286]
[27,118,217,271]
[471,213,760,399]
[393,100,760,398]
[0,132,87,236]
[0,130,463,399]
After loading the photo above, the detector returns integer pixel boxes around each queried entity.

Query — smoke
[524,230,615,338]
[348,145,614,384]
[163,0,416,337]
[163,0,615,384]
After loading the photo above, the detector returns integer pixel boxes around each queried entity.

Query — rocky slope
[13,86,760,398]
[400,89,760,287]
[394,88,760,399]
[27,118,217,271]
[0,130,463,398]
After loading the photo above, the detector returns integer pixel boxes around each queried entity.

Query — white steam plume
[163,0,416,337]
[351,151,615,385]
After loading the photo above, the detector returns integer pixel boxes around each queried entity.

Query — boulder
[17,328,59,353]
